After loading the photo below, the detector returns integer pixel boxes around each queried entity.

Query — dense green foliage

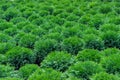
[0,0,120,80]
[41,51,75,72]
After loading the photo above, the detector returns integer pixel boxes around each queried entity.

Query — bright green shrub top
[0,64,14,78]
[83,34,104,50]
[34,39,57,64]
[28,68,64,80]
[41,51,75,72]
[101,54,120,74]
[76,49,101,62]
[0,78,23,80]
[66,61,104,80]
[101,48,120,57]
[90,72,120,80]
[18,34,38,49]
[0,54,6,64]
[62,36,84,55]
[0,33,12,43]
[6,47,35,69]
[0,42,15,54]
[19,64,39,80]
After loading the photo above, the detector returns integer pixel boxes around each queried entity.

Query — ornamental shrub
[10,17,26,24]
[62,26,83,38]
[66,61,104,80]
[14,32,26,45]
[6,47,35,69]
[83,34,104,50]
[99,4,112,14]
[0,22,13,31]
[109,16,120,25]
[18,34,38,49]
[66,14,79,22]
[0,33,12,43]
[16,21,30,29]
[90,72,120,80]
[22,24,37,33]
[99,24,119,32]
[31,17,44,26]
[0,54,6,64]
[0,64,14,77]
[0,42,15,54]
[66,76,82,80]
[101,48,120,57]
[28,68,64,80]
[3,28,19,36]
[34,39,57,64]
[51,16,65,26]
[19,64,39,80]
[3,8,20,21]
[42,32,63,42]
[28,13,39,22]
[0,78,23,80]
[76,49,101,62]
[62,36,84,55]
[101,54,120,74]
[31,28,46,37]
[101,31,118,48]
[22,10,33,18]
[41,51,75,72]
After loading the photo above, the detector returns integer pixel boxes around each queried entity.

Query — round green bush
[14,32,26,45]
[41,51,75,72]
[90,72,120,80]
[109,16,120,25]
[62,36,84,55]
[0,33,12,43]
[66,14,79,22]
[42,32,63,42]
[0,54,6,64]
[6,47,35,69]
[83,34,104,50]
[66,61,104,79]
[61,26,83,38]
[0,22,13,31]
[18,34,38,49]
[100,24,119,32]
[34,39,57,64]
[101,31,118,48]
[31,28,46,37]
[88,15,103,29]
[0,64,14,78]
[3,8,20,21]
[51,16,65,26]
[22,10,33,18]
[0,42,15,54]
[101,48,120,57]
[22,24,37,33]
[101,54,120,74]
[0,78,23,80]
[28,68,64,80]
[28,13,39,22]
[16,21,30,29]
[19,64,39,80]
[84,28,100,36]
[3,28,19,36]
[9,70,22,79]
[66,76,82,80]
[99,4,112,14]
[31,17,44,26]
[76,49,101,62]
[10,17,26,24]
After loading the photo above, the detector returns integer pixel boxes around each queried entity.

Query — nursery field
[0,0,120,80]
